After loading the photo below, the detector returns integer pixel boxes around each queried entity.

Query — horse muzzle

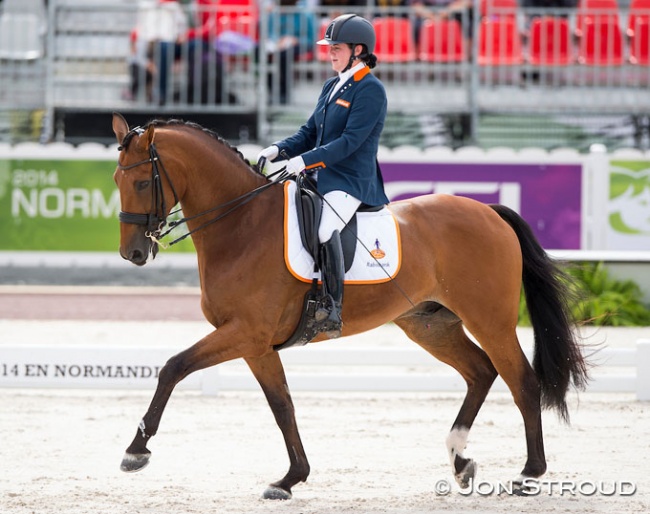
[119,230,159,266]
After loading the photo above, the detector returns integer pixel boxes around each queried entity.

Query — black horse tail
[490,204,589,423]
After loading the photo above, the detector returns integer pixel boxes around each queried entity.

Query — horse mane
[124,118,262,176]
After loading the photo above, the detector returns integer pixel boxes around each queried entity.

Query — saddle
[293,173,364,272]
[273,175,381,352]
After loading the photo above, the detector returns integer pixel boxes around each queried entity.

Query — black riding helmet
[317,13,376,58]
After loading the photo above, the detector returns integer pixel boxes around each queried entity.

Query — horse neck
[174,141,274,251]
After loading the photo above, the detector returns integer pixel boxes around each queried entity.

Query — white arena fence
[2,340,649,400]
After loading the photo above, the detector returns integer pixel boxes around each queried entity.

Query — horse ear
[137,125,156,152]
[112,112,129,145]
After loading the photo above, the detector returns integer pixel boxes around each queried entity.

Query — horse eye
[136,180,151,192]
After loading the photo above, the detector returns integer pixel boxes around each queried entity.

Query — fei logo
[609,161,650,235]
[384,181,521,212]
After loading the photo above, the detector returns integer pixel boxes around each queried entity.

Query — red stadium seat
[372,17,416,62]
[418,19,466,62]
[627,0,650,37]
[216,0,259,39]
[480,0,519,20]
[478,17,523,65]
[630,17,650,64]
[528,16,573,66]
[218,0,258,13]
[577,18,624,65]
[575,0,620,37]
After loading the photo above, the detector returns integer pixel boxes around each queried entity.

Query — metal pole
[469,0,480,145]
[257,4,269,145]
[43,0,57,143]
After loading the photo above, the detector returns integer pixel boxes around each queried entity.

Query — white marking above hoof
[445,427,469,466]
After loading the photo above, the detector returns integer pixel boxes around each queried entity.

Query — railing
[3,339,650,400]
[0,0,649,144]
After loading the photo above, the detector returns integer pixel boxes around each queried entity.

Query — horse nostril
[129,249,145,264]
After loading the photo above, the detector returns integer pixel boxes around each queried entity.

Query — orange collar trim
[353,66,370,82]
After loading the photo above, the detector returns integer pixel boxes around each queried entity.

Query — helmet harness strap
[343,44,364,72]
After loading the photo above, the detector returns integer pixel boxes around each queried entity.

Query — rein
[117,128,292,247]
[159,175,283,247]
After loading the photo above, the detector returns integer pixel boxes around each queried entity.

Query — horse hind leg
[395,303,498,489]
[467,323,547,486]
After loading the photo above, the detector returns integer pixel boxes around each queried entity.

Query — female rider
[257,13,389,338]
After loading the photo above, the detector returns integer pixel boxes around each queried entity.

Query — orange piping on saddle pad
[283,181,402,285]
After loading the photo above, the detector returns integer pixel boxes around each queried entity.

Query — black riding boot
[315,230,344,338]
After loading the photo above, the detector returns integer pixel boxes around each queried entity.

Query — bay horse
[111,113,588,500]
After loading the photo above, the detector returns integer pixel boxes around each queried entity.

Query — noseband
[117,128,179,240]
[116,126,293,249]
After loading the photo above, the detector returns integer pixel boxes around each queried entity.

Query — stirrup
[314,295,342,338]
[314,294,335,322]
[317,315,342,339]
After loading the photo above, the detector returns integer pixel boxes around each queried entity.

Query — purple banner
[381,162,582,250]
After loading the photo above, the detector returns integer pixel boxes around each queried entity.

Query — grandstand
[0,0,649,149]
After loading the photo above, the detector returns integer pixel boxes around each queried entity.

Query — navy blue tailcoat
[274,66,390,207]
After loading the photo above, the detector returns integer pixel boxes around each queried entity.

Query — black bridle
[116,127,292,248]
[117,139,179,240]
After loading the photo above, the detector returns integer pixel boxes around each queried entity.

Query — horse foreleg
[120,327,245,473]
[245,352,310,500]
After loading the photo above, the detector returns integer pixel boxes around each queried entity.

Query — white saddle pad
[283,181,402,284]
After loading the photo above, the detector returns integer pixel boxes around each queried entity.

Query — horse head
[112,112,179,265]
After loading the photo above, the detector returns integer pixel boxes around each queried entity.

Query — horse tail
[490,204,589,423]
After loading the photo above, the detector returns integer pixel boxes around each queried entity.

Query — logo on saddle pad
[283,181,401,283]
[370,239,386,259]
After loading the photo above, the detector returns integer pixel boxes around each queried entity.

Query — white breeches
[318,190,362,243]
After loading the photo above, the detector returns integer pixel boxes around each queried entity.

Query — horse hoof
[262,485,292,500]
[512,476,536,496]
[454,459,477,489]
[120,451,151,473]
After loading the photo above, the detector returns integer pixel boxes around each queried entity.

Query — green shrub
[518,261,650,326]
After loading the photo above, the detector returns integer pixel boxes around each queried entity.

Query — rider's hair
[350,44,377,69]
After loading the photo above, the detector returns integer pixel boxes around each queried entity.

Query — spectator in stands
[265,0,316,104]
[155,0,219,104]
[521,0,576,10]
[127,0,188,103]
[374,0,410,18]
[256,14,389,337]
[129,0,222,104]
[409,0,473,46]
[319,0,367,18]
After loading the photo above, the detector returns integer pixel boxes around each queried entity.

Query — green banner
[607,160,650,250]
[0,158,194,252]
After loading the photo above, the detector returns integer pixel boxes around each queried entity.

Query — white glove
[286,156,305,176]
[256,145,279,164]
